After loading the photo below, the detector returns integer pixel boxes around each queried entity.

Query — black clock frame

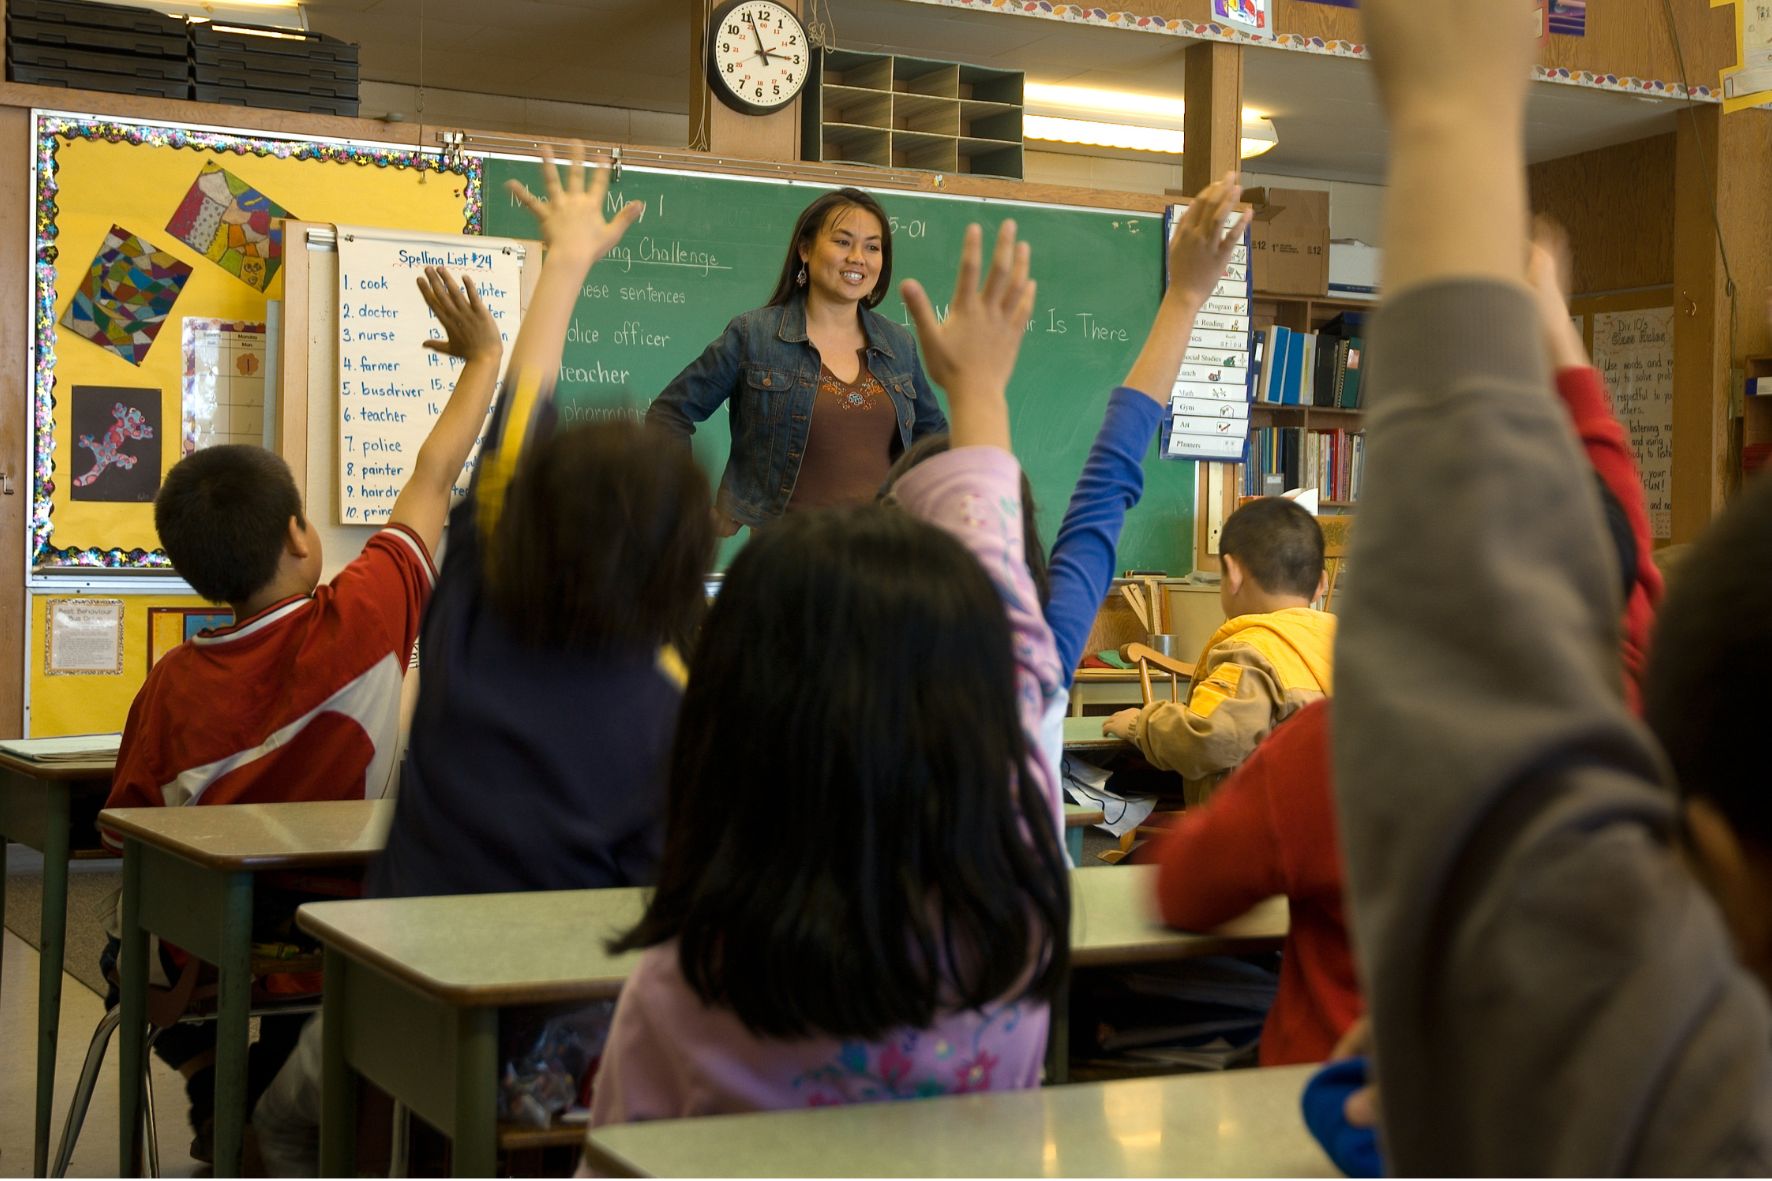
[706,0,809,116]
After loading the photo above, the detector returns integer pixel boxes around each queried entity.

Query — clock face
[708,0,810,115]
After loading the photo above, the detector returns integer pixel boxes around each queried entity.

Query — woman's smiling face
[799,205,884,305]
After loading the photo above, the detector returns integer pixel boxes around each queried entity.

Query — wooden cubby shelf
[804,48,1024,179]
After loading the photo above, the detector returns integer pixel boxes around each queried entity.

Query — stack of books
[1249,316,1366,409]
[1243,426,1366,501]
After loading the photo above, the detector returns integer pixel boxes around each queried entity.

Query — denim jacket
[644,295,948,525]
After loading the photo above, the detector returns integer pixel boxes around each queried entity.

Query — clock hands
[747,14,774,65]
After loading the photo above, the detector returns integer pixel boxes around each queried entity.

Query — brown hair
[486,418,714,653]
[766,187,893,311]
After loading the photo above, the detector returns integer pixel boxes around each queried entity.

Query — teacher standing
[646,188,947,533]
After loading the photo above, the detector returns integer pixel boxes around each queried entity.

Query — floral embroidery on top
[790,1003,1028,1107]
[819,363,885,412]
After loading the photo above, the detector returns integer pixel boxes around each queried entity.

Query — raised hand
[417,267,502,365]
[1167,173,1251,310]
[1361,0,1537,128]
[901,220,1036,418]
[505,142,645,272]
[1526,215,1587,370]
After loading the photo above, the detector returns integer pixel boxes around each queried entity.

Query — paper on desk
[0,733,122,762]
[1062,756,1157,837]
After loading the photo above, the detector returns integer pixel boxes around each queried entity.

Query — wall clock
[708,0,810,115]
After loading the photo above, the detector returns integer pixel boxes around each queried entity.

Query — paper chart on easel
[332,227,524,526]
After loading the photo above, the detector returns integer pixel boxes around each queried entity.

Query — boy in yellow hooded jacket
[1104,498,1334,804]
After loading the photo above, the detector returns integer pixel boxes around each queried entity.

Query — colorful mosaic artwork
[166,163,291,291]
[61,225,193,366]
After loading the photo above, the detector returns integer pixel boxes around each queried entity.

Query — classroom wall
[357,82,690,146]
[1528,134,1675,293]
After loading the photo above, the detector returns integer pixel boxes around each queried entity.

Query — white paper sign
[334,227,525,526]
[46,599,124,676]
[1591,307,1674,539]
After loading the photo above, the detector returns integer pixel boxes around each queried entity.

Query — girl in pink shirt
[588,221,1068,1129]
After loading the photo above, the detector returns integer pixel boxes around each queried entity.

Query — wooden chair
[1318,515,1353,613]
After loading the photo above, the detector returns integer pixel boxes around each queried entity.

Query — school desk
[0,748,116,1177]
[297,866,1289,1174]
[580,1062,1331,1177]
[98,798,391,1178]
[1061,715,1132,753]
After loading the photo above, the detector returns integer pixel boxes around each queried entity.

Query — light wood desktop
[0,748,117,1178]
[297,866,1288,1173]
[582,1063,1333,1178]
[98,798,391,1178]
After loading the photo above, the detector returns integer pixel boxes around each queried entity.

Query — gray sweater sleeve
[1333,280,1772,1175]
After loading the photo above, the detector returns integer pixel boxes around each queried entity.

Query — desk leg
[452,1009,498,1178]
[1044,976,1071,1087]
[319,954,358,1177]
[118,844,147,1176]
[212,873,253,1178]
[33,791,72,1177]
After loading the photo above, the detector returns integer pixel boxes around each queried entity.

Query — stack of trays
[5,0,188,99]
[190,22,359,116]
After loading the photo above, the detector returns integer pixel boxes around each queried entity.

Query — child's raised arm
[472,145,643,531]
[388,267,503,555]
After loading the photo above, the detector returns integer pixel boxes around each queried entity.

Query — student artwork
[166,163,291,291]
[61,226,193,365]
[1716,0,1772,112]
[70,385,162,503]
[1212,0,1268,33]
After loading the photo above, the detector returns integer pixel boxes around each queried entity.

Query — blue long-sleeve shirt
[1044,386,1168,686]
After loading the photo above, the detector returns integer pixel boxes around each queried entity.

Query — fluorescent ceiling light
[94,0,307,27]
[1024,82,1278,158]
[1025,113,1279,159]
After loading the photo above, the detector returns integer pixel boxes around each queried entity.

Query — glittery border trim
[896,0,1720,102]
[30,113,484,571]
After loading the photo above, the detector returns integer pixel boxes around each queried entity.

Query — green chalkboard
[482,159,1193,572]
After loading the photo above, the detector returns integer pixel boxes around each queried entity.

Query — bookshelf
[803,50,1024,179]
[1239,291,1374,512]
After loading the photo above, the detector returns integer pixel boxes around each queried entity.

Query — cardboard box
[1245,187,1330,297]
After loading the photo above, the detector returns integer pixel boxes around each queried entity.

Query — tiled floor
[0,928,204,1178]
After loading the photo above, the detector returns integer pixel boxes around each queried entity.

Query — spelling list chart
[334,226,524,525]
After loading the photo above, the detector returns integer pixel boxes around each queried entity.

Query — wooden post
[687,0,805,162]
[1182,39,1244,573]
[1672,104,1772,542]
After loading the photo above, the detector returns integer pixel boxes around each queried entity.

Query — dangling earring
[796,264,808,288]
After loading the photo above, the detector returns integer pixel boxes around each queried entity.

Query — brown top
[96,798,391,870]
[784,351,899,512]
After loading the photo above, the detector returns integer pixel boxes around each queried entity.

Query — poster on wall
[46,599,125,676]
[147,606,235,668]
[69,385,161,502]
[1591,307,1674,539]
[1717,0,1772,112]
[1212,0,1271,36]
[182,319,268,454]
[61,225,193,366]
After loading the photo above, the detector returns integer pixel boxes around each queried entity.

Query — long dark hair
[486,418,713,654]
[765,187,893,311]
[611,505,1070,1039]
[882,433,1050,606]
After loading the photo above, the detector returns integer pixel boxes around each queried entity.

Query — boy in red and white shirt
[100,265,503,1160]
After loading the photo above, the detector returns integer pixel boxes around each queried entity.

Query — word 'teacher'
[334,226,525,526]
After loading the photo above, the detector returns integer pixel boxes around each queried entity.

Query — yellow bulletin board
[28,111,479,571]
[27,591,217,737]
